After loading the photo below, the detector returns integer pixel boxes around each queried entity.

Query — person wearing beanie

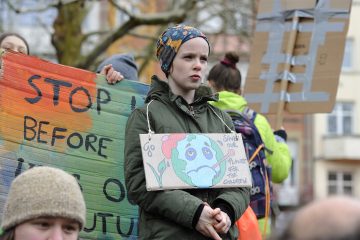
[0,166,86,240]
[207,51,292,237]
[0,33,30,77]
[97,53,139,84]
[124,24,250,239]
[0,33,29,55]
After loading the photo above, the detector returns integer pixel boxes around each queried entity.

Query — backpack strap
[249,144,265,163]
[242,106,257,122]
[224,109,253,126]
[242,107,272,236]
[242,107,274,155]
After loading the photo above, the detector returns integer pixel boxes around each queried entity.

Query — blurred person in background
[97,53,139,84]
[276,195,360,240]
[0,166,86,240]
[0,32,29,77]
[0,32,29,55]
[208,51,292,237]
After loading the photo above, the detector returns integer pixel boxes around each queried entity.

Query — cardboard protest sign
[140,133,252,191]
[0,51,149,239]
[244,0,352,128]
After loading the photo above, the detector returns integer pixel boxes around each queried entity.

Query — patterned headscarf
[156,24,210,76]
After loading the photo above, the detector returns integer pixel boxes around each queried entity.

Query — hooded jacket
[124,76,250,239]
[210,91,292,183]
[211,91,292,235]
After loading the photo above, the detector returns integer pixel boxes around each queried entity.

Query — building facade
[313,0,360,199]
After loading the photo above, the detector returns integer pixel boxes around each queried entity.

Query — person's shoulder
[131,99,166,115]
[209,105,234,122]
[253,111,270,125]
[208,104,224,113]
[132,105,147,113]
[128,106,147,120]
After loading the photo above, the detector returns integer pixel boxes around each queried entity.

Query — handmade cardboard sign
[140,133,252,191]
[0,51,149,239]
[244,0,352,128]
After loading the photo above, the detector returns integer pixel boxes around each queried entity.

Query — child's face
[168,37,209,96]
[0,36,28,55]
[14,217,80,240]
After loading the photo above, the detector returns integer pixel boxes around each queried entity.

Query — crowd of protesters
[1,27,359,240]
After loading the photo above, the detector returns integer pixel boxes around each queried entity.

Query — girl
[208,51,292,236]
[124,25,250,239]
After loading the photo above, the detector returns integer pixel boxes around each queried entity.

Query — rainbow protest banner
[0,50,149,239]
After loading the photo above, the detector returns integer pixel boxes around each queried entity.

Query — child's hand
[100,64,124,84]
[213,209,231,234]
[196,205,222,240]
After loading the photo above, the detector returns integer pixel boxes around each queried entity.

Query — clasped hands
[195,204,231,240]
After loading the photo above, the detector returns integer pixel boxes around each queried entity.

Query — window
[277,140,299,206]
[285,140,297,186]
[342,38,353,70]
[327,102,353,135]
[328,171,353,195]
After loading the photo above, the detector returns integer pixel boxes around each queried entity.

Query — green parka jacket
[124,76,250,239]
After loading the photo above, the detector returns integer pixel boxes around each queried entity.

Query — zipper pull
[189,106,195,117]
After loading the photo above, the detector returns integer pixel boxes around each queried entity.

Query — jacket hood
[211,91,247,111]
[145,75,218,104]
[96,53,138,81]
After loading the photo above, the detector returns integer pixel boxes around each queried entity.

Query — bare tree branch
[82,30,110,42]
[5,0,57,13]
[108,0,132,16]
[138,27,165,75]
[82,30,158,44]
[3,0,254,73]
[34,16,53,35]
[77,0,197,68]
[127,32,158,41]
[4,0,94,13]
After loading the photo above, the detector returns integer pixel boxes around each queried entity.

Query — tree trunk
[52,0,87,66]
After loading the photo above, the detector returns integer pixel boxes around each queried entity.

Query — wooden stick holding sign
[275,14,299,130]
[244,0,352,120]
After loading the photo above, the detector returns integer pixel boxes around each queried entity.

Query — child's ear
[207,80,214,88]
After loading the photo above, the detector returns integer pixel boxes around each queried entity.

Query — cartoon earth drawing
[162,134,226,188]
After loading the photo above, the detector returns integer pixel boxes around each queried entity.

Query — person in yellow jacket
[208,51,292,237]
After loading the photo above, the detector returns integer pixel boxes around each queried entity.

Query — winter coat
[124,76,250,240]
